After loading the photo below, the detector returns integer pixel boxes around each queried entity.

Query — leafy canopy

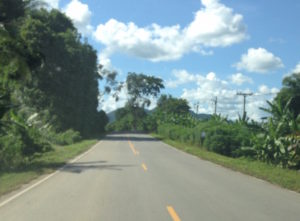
[157,94,190,115]
[275,72,300,116]
[126,72,164,108]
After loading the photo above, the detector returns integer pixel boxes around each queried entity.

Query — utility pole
[194,102,199,114]
[237,92,253,117]
[211,97,217,115]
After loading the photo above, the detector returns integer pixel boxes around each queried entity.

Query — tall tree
[126,72,164,108]
[275,72,300,116]
[112,72,164,131]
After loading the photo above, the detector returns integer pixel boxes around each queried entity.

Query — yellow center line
[141,163,148,171]
[167,206,181,221]
[128,140,139,155]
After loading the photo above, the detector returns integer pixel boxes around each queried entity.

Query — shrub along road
[0,133,300,221]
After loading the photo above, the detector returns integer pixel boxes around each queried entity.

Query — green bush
[0,134,23,170]
[106,114,148,132]
[204,129,238,156]
[157,120,253,158]
[0,125,52,171]
[52,129,82,145]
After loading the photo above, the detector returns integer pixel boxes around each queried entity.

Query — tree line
[108,71,300,169]
[0,0,110,170]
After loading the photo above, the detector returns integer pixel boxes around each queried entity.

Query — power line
[253,92,278,96]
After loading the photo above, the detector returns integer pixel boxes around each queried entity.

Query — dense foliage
[157,116,254,157]
[155,73,300,169]
[0,0,108,170]
[156,94,190,115]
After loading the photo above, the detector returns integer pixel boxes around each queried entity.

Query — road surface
[1,133,300,221]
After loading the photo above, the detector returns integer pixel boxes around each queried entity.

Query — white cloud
[93,0,247,62]
[99,86,128,113]
[246,85,279,119]
[43,0,60,8]
[234,48,284,73]
[283,62,300,78]
[230,73,253,85]
[64,0,93,35]
[94,20,184,62]
[166,69,278,120]
[206,72,217,81]
[258,85,279,94]
[291,62,300,74]
[180,72,239,117]
[166,70,200,88]
[98,52,113,70]
[184,0,247,47]
[258,85,269,94]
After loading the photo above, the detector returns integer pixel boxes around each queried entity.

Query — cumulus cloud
[64,0,93,35]
[181,72,231,102]
[234,48,284,73]
[94,20,185,62]
[230,73,253,85]
[291,62,300,74]
[166,70,201,88]
[93,0,247,62]
[283,61,300,78]
[180,71,239,117]
[184,0,247,47]
[258,84,279,94]
[166,69,278,120]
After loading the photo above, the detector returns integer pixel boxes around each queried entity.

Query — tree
[0,0,25,25]
[15,8,109,136]
[107,73,164,132]
[157,94,190,115]
[125,72,164,130]
[126,72,164,108]
[1,1,113,169]
[275,72,300,117]
[255,94,300,168]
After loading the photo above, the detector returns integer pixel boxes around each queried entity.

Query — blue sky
[45,0,300,120]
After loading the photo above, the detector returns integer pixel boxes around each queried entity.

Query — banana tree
[257,98,300,168]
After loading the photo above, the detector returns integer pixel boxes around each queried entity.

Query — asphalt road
[1,133,300,221]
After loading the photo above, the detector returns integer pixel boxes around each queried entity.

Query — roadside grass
[0,139,98,196]
[152,134,300,193]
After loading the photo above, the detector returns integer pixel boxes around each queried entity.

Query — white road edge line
[0,140,102,209]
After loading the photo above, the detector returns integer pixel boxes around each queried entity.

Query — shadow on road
[7,160,135,175]
[104,133,159,142]
[60,161,135,174]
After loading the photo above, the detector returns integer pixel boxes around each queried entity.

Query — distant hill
[189,111,211,120]
[106,109,211,123]
[107,110,117,123]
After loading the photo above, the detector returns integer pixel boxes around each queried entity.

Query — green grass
[152,134,300,193]
[0,139,98,196]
